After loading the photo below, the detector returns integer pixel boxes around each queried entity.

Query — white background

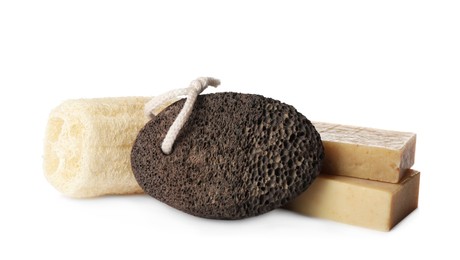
[1,0,459,259]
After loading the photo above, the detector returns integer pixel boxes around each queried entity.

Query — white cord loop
[144,77,220,154]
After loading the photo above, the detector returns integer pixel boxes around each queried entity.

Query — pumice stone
[131,92,324,219]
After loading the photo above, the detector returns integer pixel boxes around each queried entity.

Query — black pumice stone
[131,92,324,219]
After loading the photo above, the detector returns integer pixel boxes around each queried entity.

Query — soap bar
[43,97,150,198]
[313,122,416,183]
[285,170,420,231]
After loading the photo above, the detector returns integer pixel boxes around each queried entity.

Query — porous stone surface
[131,92,324,219]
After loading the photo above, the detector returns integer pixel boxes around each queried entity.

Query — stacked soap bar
[286,122,419,231]
[315,122,416,183]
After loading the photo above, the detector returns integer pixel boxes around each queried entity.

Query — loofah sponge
[43,97,150,198]
[131,92,324,219]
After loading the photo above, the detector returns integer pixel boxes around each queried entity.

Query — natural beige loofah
[43,97,150,198]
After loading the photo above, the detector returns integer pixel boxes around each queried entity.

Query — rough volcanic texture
[131,92,324,219]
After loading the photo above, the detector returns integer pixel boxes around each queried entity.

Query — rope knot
[144,77,220,154]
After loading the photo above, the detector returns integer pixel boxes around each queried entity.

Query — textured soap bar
[285,170,420,231]
[131,93,324,219]
[43,97,150,198]
[314,122,416,183]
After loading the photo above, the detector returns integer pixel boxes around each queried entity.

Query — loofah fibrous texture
[131,92,324,219]
[43,97,150,198]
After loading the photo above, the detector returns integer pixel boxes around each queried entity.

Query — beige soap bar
[286,170,420,231]
[313,122,416,183]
